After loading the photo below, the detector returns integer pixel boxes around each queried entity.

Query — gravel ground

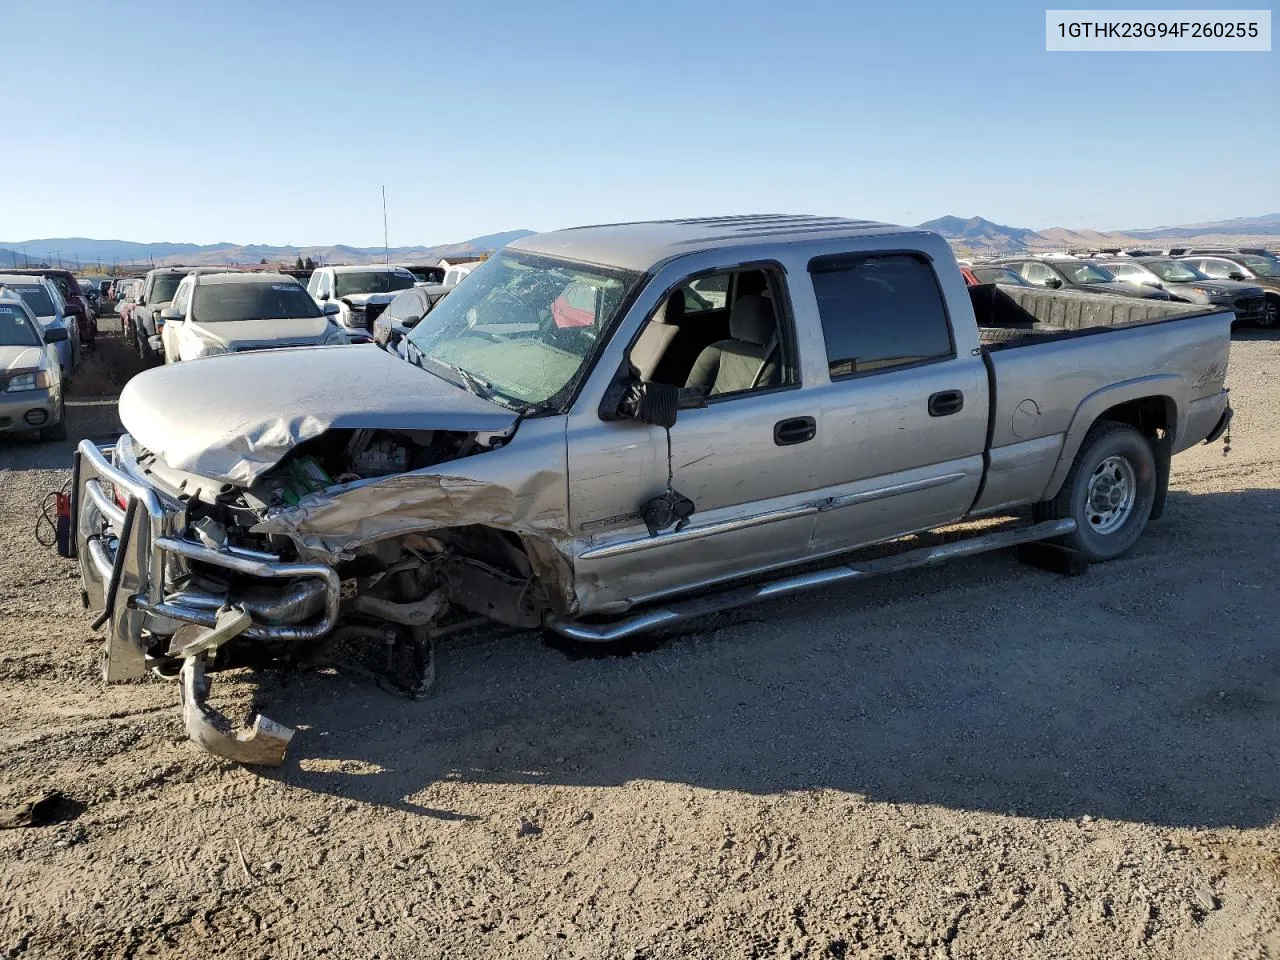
[1,328,1277,960]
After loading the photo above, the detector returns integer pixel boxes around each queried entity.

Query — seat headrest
[660,293,685,324]
[730,294,775,346]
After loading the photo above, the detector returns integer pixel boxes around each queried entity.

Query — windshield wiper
[443,362,493,399]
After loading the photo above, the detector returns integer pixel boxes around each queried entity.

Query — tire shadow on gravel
[247,486,1280,831]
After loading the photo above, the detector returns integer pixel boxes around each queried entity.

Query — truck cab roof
[509,215,928,273]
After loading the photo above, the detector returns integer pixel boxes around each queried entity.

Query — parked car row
[100,263,459,367]
[960,247,1279,327]
[0,273,84,377]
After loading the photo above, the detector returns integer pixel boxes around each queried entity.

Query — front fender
[1037,374,1182,502]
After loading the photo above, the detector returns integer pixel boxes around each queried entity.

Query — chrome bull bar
[74,439,342,683]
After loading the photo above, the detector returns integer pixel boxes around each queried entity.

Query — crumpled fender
[251,467,577,612]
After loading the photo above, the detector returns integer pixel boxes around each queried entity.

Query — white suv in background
[160,273,348,363]
[306,265,416,341]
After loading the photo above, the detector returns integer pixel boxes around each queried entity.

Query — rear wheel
[1035,421,1157,562]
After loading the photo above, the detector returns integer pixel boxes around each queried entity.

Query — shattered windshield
[191,281,324,322]
[404,250,640,409]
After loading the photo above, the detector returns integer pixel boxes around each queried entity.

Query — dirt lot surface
[1,328,1277,959]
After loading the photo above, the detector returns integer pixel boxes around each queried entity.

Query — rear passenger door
[807,253,989,553]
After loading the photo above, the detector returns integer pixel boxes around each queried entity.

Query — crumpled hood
[118,344,519,486]
[0,345,45,373]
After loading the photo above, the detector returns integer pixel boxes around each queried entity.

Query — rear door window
[809,253,954,378]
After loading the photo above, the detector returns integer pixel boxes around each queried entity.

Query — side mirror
[1043,277,1063,289]
[160,307,182,321]
[1143,280,1163,288]
[401,312,424,329]
[137,296,146,306]
[616,380,680,427]
[317,291,329,301]
[1228,272,1247,282]
[321,301,341,316]
[44,327,69,344]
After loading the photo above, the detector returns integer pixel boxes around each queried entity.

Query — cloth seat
[685,295,779,395]
[630,293,684,381]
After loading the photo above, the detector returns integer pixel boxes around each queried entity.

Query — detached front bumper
[73,438,342,763]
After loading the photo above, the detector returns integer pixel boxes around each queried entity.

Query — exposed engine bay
[115,424,566,765]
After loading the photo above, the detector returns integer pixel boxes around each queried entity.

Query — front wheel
[1036,421,1157,562]
[1258,295,1279,329]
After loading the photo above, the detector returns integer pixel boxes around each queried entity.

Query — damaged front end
[74,415,574,766]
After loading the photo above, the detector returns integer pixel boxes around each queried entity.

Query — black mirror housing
[44,327,69,344]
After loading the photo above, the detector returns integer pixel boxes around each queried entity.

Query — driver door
[565,264,823,613]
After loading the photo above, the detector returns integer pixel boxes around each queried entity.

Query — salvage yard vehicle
[1178,254,1280,328]
[961,264,1033,287]
[130,267,194,363]
[0,291,66,440]
[1097,257,1268,325]
[6,267,98,345]
[371,284,451,351]
[993,255,1172,300]
[0,274,80,378]
[72,215,1234,764]
[306,265,416,341]
[159,272,349,363]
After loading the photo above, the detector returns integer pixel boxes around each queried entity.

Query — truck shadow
[254,485,1280,831]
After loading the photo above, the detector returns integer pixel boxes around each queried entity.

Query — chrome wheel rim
[1086,455,1136,534]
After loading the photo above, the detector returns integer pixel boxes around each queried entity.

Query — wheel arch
[1038,375,1181,502]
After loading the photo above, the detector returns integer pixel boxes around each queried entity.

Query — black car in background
[1096,257,1268,325]
[991,256,1172,300]
[1178,253,1280,328]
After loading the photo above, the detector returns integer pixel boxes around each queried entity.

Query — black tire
[1258,295,1280,329]
[1035,421,1156,562]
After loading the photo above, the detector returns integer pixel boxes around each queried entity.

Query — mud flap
[1148,434,1172,522]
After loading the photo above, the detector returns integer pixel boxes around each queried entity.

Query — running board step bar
[546,518,1078,643]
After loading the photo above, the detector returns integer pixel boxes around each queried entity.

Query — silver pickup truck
[73,215,1233,763]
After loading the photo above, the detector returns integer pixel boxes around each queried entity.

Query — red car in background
[960,263,1034,287]
[7,268,97,345]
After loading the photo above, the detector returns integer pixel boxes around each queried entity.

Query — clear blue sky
[1,0,1275,245]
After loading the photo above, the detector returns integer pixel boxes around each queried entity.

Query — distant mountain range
[4,215,1277,271]
[917,214,1280,254]
[0,230,536,271]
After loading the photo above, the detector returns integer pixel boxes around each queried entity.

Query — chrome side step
[546,518,1077,643]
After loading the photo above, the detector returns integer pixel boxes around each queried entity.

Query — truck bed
[965,285,1233,515]
[971,283,1210,346]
